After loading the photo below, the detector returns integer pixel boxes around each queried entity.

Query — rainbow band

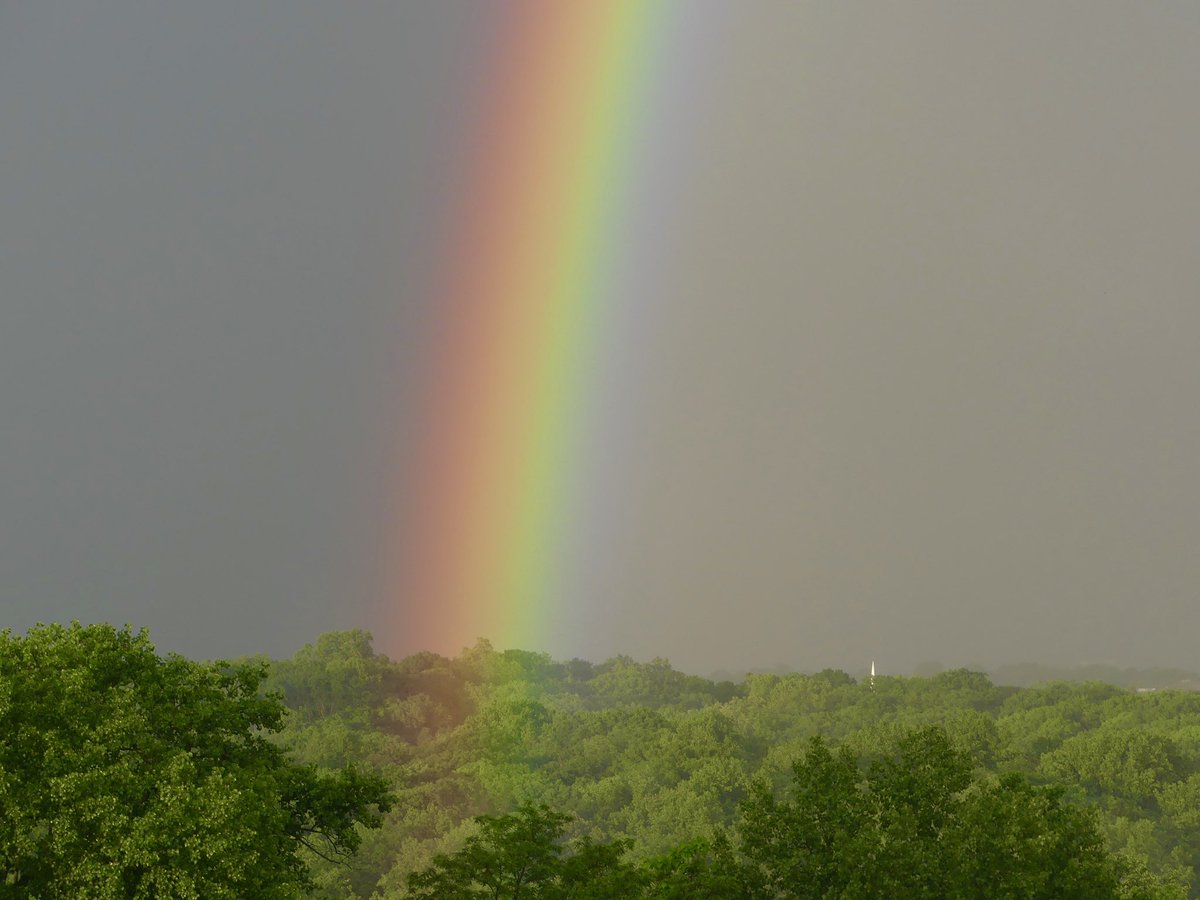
[399,1,681,653]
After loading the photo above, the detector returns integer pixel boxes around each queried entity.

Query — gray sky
[3,3,1199,673]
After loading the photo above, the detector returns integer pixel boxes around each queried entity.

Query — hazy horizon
[4,3,1200,675]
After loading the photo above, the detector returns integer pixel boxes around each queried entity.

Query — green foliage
[269,631,389,720]
[16,626,1196,897]
[0,623,392,898]
[402,729,1171,899]
[404,804,639,898]
[640,835,740,898]
[259,634,1197,897]
[734,728,1144,898]
[1042,728,1187,804]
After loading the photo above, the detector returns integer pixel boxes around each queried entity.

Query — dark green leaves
[405,804,637,899]
[0,623,391,898]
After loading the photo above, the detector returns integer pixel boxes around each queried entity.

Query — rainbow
[392,1,719,655]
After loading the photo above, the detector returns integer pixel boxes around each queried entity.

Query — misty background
[2,2,1199,674]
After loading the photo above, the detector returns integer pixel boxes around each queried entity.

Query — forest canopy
[258,632,1200,898]
[4,626,1200,898]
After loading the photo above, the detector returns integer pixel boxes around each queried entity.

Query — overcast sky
[3,3,1199,673]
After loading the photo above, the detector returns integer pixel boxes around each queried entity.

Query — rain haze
[3,2,1199,675]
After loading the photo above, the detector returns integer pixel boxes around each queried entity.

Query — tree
[0,623,392,898]
[640,834,745,899]
[735,727,1159,899]
[952,774,1155,898]
[736,735,870,897]
[404,804,640,898]
[266,630,389,721]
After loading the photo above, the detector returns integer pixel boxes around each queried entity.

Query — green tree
[640,834,745,899]
[952,774,1168,899]
[404,804,639,898]
[736,727,1156,899]
[266,630,389,722]
[736,735,870,897]
[0,623,392,898]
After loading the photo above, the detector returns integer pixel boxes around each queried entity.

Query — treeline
[259,632,1200,897]
[987,662,1200,691]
